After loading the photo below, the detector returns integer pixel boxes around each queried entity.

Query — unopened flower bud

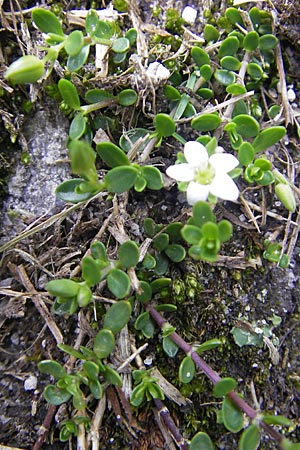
[275,183,296,212]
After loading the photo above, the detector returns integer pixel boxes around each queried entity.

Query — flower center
[194,163,215,185]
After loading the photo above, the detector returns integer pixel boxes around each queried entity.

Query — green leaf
[118,240,140,269]
[238,142,254,166]
[134,175,147,192]
[43,385,71,405]
[165,244,186,262]
[68,139,97,181]
[38,360,66,379]
[192,201,215,227]
[246,63,263,81]
[112,37,130,53]
[225,7,244,26]
[179,356,195,384]
[91,241,108,262]
[103,300,132,334]
[85,88,114,104]
[65,30,84,56]
[94,329,115,359]
[32,8,64,36]
[117,89,138,106]
[239,424,260,450]
[58,79,81,110]
[249,7,261,31]
[218,220,233,243]
[107,269,131,299]
[281,439,300,450]
[119,128,149,153]
[162,336,178,357]
[136,281,152,303]
[252,126,286,152]
[243,31,259,51]
[67,45,90,72]
[197,88,213,99]
[102,366,122,386]
[218,36,240,58]
[150,278,171,293]
[76,284,92,307]
[4,55,45,84]
[213,378,237,397]
[105,166,139,193]
[93,20,115,40]
[165,222,183,242]
[130,384,146,406]
[222,396,244,432]
[153,233,169,251]
[191,46,210,67]
[96,142,130,168]
[164,85,181,101]
[89,379,103,399]
[134,311,155,338]
[154,113,176,137]
[69,113,86,140]
[85,9,100,35]
[72,394,87,411]
[258,34,278,50]
[56,178,97,203]
[125,28,137,45]
[190,432,214,450]
[57,344,83,359]
[46,279,79,298]
[53,297,78,315]
[220,56,241,71]
[203,24,219,42]
[83,361,99,381]
[191,113,221,132]
[262,414,292,427]
[141,166,164,190]
[81,256,101,286]
[195,338,222,354]
[155,304,177,312]
[142,254,156,270]
[214,69,236,86]
[226,84,247,95]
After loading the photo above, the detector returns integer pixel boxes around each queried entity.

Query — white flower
[166,141,239,205]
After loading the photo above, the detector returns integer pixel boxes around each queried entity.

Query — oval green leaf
[191,113,221,131]
[218,36,240,59]
[32,8,64,36]
[243,31,259,51]
[67,45,90,72]
[253,126,286,152]
[107,269,131,299]
[103,300,132,333]
[232,115,260,138]
[220,56,241,71]
[162,336,178,357]
[44,385,71,405]
[105,166,139,193]
[38,360,66,379]
[179,356,195,384]
[222,396,244,433]
[165,244,186,263]
[112,37,130,53]
[46,279,79,298]
[190,432,214,450]
[154,113,176,137]
[69,113,86,140]
[191,46,210,67]
[58,79,81,110]
[96,142,130,168]
[117,89,138,106]
[213,378,237,397]
[5,55,45,84]
[214,69,236,86]
[56,178,96,203]
[82,256,101,286]
[65,30,84,56]
[94,329,115,359]
[141,166,164,190]
[239,424,260,450]
[118,240,140,269]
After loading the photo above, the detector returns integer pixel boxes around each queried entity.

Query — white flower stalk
[166,141,239,205]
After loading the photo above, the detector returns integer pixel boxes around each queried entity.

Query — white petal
[186,181,210,205]
[184,141,208,169]
[209,153,239,173]
[166,164,195,182]
[209,174,239,201]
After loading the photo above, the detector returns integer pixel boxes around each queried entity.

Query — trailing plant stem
[148,305,284,445]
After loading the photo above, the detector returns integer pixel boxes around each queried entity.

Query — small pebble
[182,6,197,24]
[146,62,170,82]
[24,375,38,391]
[287,88,296,102]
